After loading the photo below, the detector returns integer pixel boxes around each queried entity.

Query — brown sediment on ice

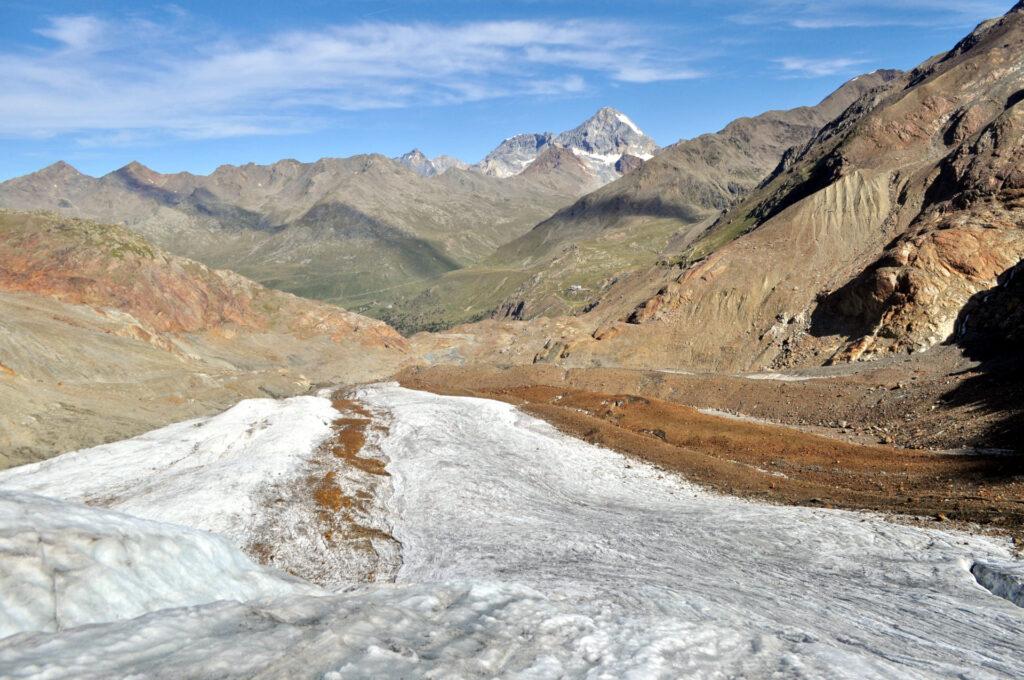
[329,396,389,477]
[300,393,397,577]
[312,470,352,512]
[399,365,1024,536]
[245,392,398,585]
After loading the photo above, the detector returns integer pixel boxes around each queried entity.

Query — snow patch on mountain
[615,110,642,134]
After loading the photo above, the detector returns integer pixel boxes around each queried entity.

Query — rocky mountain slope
[388,71,899,330]
[475,107,658,182]
[414,3,1024,375]
[0,211,408,467]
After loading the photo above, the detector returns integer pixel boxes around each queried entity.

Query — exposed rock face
[555,108,659,182]
[430,155,469,174]
[614,154,644,175]
[476,133,555,178]
[0,211,409,466]
[820,211,1024,362]
[393,150,469,177]
[395,149,437,177]
[955,260,1024,358]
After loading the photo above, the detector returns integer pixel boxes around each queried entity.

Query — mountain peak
[430,155,469,174]
[395,148,437,177]
[110,161,163,186]
[38,161,83,178]
[475,109,657,183]
[587,107,638,131]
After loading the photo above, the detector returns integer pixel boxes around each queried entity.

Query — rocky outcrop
[820,210,1024,362]
[395,149,437,177]
[614,154,644,175]
[955,259,1024,358]
[393,150,468,177]
[430,155,469,174]
[475,133,555,177]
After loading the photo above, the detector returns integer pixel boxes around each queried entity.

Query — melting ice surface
[1,383,1022,678]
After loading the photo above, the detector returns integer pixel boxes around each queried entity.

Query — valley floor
[0,384,1022,677]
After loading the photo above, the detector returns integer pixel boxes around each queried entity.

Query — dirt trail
[399,365,1024,537]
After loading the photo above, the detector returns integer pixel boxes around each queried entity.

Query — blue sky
[0,0,1011,180]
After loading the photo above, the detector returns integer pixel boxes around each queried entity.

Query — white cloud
[35,15,107,52]
[0,15,701,141]
[775,56,869,76]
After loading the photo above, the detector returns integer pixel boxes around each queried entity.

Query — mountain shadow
[941,261,1024,452]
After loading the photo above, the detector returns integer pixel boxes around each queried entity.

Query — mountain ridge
[380,69,901,331]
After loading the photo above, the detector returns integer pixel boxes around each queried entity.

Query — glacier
[0,383,1022,678]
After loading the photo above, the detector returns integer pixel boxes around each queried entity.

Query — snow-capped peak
[474,108,657,183]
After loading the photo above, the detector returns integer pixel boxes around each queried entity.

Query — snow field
[0,395,340,545]
[0,491,318,638]
[361,384,1024,679]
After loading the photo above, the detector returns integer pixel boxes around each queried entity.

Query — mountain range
[4,5,1024,676]
[475,107,659,182]
[0,107,657,330]
[381,70,900,331]
[392,107,657,182]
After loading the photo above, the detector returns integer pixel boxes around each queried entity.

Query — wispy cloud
[34,15,107,52]
[730,0,1006,30]
[0,14,702,142]
[775,56,869,76]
